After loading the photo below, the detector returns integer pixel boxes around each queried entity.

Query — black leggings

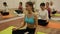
[0,11,9,16]
[12,27,35,34]
[48,14,51,19]
[38,19,48,26]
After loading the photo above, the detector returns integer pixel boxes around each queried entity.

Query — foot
[24,32,29,34]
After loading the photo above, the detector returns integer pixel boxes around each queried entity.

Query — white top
[38,9,49,20]
[3,6,9,12]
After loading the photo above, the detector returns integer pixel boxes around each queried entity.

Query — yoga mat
[37,32,46,34]
[47,21,60,29]
[0,26,15,34]
[51,17,60,20]
[54,14,60,16]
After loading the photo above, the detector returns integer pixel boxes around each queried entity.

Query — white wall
[35,0,60,11]
[0,0,60,11]
[53,0,60,11]
[0,0,29,9]
[0,0,20,9]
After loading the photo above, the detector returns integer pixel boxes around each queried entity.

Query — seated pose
[18,2,23,11]
[46,2,51,19]
[1,2,9,16]
[38,3,49,26]
[12,2,38,34]
[14,2,23,15]
[50,1,57,14]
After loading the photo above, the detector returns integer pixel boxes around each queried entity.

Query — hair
[3,2,7,6]
[26,2,35,12]
[40,3,45,6]
[19,2,22,6]
[50,1,53,6]
[46,2,49,5]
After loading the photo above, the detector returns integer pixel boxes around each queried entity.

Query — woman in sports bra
[12,2,38,34]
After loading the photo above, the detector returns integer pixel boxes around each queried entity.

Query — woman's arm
[13,13,26,30]
[46,11,49,22]
[13,18,25,30]
[34,14,38,34]
[34,14,38,27]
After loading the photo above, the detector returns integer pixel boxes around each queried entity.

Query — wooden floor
[36,21,60,34]
[0,18,60,34]
[0,9,60,34]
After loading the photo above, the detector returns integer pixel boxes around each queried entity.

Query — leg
[12,29,26,34]
[38,19,48,26]
[26,27,36,34]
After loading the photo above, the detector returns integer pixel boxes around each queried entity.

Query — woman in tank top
[12,2,38,34]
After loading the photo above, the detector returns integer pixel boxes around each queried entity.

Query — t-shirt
[38,9,49,20]
[3,6,9,12]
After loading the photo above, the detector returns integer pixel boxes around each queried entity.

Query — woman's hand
[12,28,17,31]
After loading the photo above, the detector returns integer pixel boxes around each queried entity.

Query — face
[3,4,7,6]
[19,4,22,7]
[19,4,22,6]
[50,1,53,6]
[40,6,45,10]
[46,2,49,7]
[26,4,32,11]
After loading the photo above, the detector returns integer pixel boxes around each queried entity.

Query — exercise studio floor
[36,21,60,34]
[0,10,60,34]
[0,20,60,34]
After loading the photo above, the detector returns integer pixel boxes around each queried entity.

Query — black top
[15,10,23,14]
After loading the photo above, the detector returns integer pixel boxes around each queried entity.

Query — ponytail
[32,7,35,12]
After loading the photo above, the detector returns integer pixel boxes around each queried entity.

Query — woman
[18,2,23,11]
[46,2,51,19]
[50,1,57,14]
[12,2,38,34]
[1,2,9,16]
[38,3,49,26]
[14,2,23,16]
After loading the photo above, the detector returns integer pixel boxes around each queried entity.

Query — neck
[41,9,45,11]
[28,12,32,14]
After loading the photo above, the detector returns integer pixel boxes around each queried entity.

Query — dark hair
[40,3,45,6]
[46,2,49,5]
[19,2,22,6]
[26,2,35,12]
[3,2,7,6]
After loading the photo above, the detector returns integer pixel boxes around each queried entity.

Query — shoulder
[32,13,37,18]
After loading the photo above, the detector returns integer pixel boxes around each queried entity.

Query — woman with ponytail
[12,2,38,34]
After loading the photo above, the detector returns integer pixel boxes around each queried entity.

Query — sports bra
[24,16,34,24]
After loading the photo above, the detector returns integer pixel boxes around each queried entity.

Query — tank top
[24,16,34,24]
